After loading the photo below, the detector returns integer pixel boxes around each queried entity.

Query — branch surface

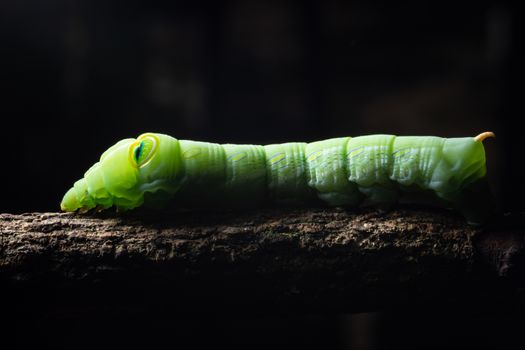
[1,207,524,314]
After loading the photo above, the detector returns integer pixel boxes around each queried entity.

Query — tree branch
[1,207,524,314]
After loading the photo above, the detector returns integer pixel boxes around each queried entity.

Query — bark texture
[1,207,524,314]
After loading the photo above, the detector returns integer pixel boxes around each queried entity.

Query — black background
[1,0,523,349]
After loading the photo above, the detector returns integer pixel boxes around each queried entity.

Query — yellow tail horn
[474,131,495,142]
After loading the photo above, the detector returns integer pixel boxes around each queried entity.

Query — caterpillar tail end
[474,131,496,142]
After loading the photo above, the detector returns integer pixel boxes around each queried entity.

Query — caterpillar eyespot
[129,135,157,168]
[61,132,495,224]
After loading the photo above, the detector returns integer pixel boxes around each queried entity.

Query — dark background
[1,0,522,349]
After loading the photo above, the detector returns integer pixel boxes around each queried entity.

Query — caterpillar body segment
[305,137,362,206]
[61,132,494,223]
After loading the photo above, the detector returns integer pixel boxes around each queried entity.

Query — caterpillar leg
[437,179,495,225]
[456,179,496,225]
[317,191,363,206]
[358,183,399,209]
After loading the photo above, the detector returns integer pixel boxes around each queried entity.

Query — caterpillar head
[61,133,182,212]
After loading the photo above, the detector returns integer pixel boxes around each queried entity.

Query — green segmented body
[61,132,494,223]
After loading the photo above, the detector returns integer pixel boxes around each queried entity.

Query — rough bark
[1,207,524,315]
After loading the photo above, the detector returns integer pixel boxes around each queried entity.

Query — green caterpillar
[61,132,495,223]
